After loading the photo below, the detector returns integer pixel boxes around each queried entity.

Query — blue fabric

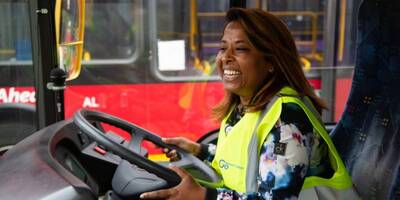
[330,0,400,199]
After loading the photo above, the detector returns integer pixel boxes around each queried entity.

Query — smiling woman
[140,8,359,200]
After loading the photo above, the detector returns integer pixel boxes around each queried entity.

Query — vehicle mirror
[55,0,85,81]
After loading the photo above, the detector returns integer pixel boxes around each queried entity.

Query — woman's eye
[219,47,226,52]
[236,48,249,52]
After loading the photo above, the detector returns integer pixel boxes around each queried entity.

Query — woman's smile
[223,69,242,81]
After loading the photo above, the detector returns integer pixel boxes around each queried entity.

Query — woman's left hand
[140,166,206,200]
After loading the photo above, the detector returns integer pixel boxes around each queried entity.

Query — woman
[141,8,358,200]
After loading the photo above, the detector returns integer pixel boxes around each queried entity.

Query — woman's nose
[221,49,233,63]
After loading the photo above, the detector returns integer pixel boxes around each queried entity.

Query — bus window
[150,0,229,81]
[0,1,32,63]
[0,0,34,86]
[83,0,142,63]
[0,0,37,152]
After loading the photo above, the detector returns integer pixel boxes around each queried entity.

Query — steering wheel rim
[73,109,221,188]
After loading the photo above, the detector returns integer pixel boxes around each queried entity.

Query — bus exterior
[0,0,359,155]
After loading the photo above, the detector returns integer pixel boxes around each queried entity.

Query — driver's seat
[330,0,400,199]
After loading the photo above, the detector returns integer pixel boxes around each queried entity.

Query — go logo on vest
[219,159,243,170]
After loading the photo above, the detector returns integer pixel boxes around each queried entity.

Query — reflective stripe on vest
[211,87,359,199]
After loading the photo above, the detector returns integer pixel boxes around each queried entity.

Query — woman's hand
[140,166,206,200]
[162,137,201,161]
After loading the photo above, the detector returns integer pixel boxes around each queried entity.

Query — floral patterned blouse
[203,103,332,200]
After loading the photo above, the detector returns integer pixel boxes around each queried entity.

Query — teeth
[224,69,241,75]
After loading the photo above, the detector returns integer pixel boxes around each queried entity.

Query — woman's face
[216,21,270,101]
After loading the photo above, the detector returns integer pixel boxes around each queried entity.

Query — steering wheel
[73,109,221,193]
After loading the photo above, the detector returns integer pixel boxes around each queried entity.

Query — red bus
[0,0,359,156]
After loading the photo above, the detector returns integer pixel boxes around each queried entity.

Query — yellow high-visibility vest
[211,87,359,199]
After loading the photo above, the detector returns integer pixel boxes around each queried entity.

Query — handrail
[337,0,347,62]
[195,10,320,62]
[0,49,15,56]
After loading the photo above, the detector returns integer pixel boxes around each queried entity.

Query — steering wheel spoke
[127,130,148,156]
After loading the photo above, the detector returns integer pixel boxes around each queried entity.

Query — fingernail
[140,194,145,199]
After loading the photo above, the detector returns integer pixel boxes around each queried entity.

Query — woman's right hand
[162,137,201,161]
